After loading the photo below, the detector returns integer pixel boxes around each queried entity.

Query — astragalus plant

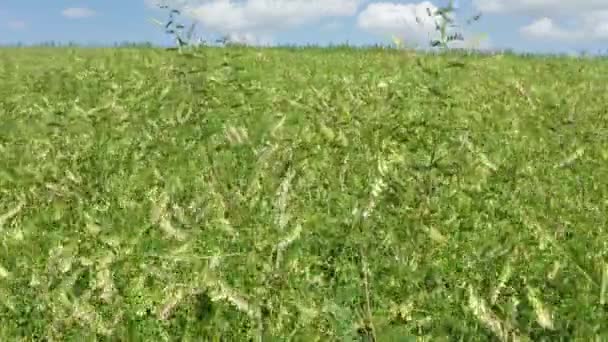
[419,0,483,51]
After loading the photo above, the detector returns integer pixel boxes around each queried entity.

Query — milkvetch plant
[420,0,483,51]
[149,2,204,52]
[388,0,485,53]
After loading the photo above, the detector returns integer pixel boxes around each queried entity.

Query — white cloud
[591,22,608,39]
[520,17,583,41]
[473,0,608,16]
[6,20,26,30]
[185,0,360,31]
[151,0,363,46]
[517,9,608,42]
[357,1,440,38]
[581,10,608,39]
[226,32,274,45]
[145,0,193,10]
[146,0,492,48]
[61,7,96,19]
[472,1,608,42]
[357,1,490,49]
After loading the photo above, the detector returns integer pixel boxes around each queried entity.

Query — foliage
[411,0,484,51]
[1,45,607,340]
[149,1,204,51]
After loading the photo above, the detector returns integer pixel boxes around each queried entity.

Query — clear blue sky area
[1,0,607,54]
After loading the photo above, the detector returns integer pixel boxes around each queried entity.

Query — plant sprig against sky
[390,0,484,51]
[422,0,483,50]
[150,2,203,51]
[150,0,485,53]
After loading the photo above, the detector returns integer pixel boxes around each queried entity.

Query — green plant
[148,1,209,79]
[2,25,608,342]
[149,2,203,52]
[419,0,482,50]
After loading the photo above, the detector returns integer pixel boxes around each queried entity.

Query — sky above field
[1,0,608,54]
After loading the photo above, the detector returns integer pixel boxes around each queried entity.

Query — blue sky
[1,0,608,54]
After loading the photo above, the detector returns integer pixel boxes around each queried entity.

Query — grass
[0,45,607,340]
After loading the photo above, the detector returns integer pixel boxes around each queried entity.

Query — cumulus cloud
[473,0,608,42]
[61,7,96,19]
[6,20,26,30]
[518,12,608,42]
[187,0,359,31]
[520,17,583,41]
[581,10,608,39]
[357,2,439,38]
[473,0,608,16]
[153,0,363,45]
[225,31,274,45]
[147,0,494,48]
[357,1,490,49]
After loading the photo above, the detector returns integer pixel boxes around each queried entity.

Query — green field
[0,46,607,340]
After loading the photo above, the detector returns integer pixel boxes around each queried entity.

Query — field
[0,46,607,340]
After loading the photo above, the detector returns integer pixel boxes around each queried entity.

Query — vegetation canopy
[0,2,607,339]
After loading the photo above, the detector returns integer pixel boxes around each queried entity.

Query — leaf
[186,22,197,40]
[470,13,482,23]
[149,18,165,27]
[391,35,403,49]
[447,61,466,68]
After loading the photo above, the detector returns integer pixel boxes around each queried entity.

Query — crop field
[0,46,607,340]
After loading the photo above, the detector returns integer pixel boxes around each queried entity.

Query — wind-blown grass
[0,46,607,340]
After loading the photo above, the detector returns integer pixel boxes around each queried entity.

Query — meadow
[0,45,607,340]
